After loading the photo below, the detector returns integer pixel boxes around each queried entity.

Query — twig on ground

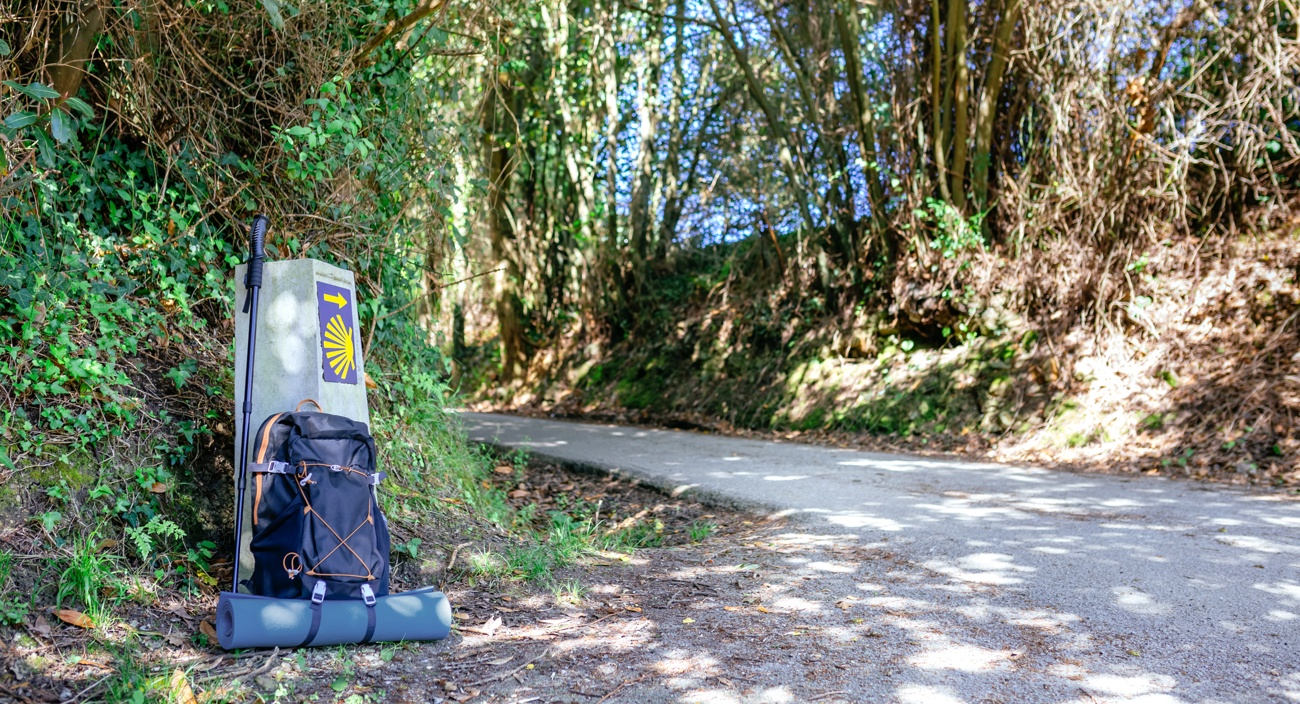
[808,691,848,701]
[441,541,473,589]
[196,647,280,683]
[597,673,649,703]
[463,648,549,687]
[68,674,113,703]
[233,646,281,683]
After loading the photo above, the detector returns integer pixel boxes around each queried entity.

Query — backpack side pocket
[249,473,306,599]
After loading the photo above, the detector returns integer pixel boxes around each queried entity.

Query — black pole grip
[245,214,270,289]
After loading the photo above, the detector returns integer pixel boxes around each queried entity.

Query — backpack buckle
[360,584,376,607]
[329,464,344,473]
[311,581,327,604]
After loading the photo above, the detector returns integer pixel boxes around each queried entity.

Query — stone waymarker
[233,259,370,589]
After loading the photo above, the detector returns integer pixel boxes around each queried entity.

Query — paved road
[462,412,1300,704]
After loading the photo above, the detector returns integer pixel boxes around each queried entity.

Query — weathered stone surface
[232,259,370,588]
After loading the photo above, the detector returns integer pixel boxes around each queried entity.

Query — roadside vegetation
[445,0,1300,487]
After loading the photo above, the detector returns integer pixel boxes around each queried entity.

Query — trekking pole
[232,214,270,593]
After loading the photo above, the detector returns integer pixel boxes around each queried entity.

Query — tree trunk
[628,0,667,286]
[929,0,951,202]
[47,1,104,99]
[705,0,818,236]
[656,0,690,259]
[482,72,528,382]
[971,0,1023,210]
[835,0,886,240]
[949,0,970,211]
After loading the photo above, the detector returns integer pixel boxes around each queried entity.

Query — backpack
[245,399,391,603]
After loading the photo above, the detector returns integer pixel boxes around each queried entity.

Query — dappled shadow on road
[394,516,1298,703]
[462,414,1300,702]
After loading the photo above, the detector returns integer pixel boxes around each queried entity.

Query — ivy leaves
[2,80,96,176]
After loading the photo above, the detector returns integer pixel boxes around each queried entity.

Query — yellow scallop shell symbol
[323,314,355,380]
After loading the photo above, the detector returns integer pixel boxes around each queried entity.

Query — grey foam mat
[217,587,452,650]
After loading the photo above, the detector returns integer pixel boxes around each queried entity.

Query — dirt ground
[0,461,1102,704]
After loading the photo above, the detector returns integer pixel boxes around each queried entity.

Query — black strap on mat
[299,601,324,648]
[298,582,327,648]
[361,605,377,644]
[360,584,378,644]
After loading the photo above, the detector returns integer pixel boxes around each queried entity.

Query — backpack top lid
[253,399,376,469]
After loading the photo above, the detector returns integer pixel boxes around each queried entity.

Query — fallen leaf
[718,676,735,687]
[682,618,695,624]
[364,373,378,389]
[494,606,519,613]
[54,609,94,629]
[200,620,217,641]
[624,606,642,613]
[755,606,772,614]
[493,466,515,475]
[95,539,119,552]
[1127,649,1141,657]
[150,482,168,494]
[508,490,528,498]
[381,648,395,663]
[461,615,502,636]
[525,663,535,670]
[723,606,740,612]
[486,655,514,666]
[171,668,198,704]
[30,614,52,637]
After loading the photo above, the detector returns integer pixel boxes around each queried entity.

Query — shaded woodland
[453,0,1300,482]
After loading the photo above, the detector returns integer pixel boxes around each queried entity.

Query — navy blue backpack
[245,400,391,604]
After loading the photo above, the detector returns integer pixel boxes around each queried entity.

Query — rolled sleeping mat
[216,587,452,650]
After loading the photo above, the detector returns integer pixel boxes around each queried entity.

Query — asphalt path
[461,412,1300,704]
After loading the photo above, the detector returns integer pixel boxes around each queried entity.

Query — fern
[125,517,187,560]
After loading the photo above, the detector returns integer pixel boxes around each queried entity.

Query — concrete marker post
[232,259,370,591]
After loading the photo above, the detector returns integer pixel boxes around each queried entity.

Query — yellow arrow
[323,292,348,309]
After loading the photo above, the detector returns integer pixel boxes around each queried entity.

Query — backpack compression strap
[360,585,378,644]
[297,581,328,648]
